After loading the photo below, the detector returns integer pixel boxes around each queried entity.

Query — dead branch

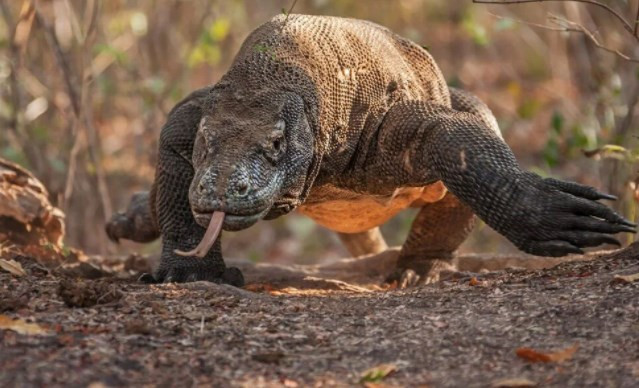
[548,13,639,62]
[473,0,636,38]
[474,0,639,63]
[34,3,113,221]
[0,1,48,177]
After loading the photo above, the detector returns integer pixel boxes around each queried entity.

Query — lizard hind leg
[388,193,475,287]
[337,227,388,258]
[106,191,160,243]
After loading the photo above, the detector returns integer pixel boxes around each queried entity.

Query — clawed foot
[139,266,244,286]
[503,174,636,256]
[386,258,459,288]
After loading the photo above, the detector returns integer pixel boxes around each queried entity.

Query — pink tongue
[174,211,225,258]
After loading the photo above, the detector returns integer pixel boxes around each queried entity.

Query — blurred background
[1,0,637,264]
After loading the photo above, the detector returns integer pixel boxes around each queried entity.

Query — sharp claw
[620,219,638,228]
[223,267,245,287]
[105,225,120,243]
[138,273,157,284]
[532,240,584,256]
[399,269,419,288]
[620,225,637,233]
[606,238,621,246]
[186,274,199,282]
[586,235,622,247]
[598,193,617,201]
[163,275,175,284]
[572,247,585,255]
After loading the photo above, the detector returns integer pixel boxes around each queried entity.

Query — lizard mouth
[193,208,269,231]
[175,208,269,258]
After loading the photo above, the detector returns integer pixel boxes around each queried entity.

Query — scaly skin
[106,15,635,285]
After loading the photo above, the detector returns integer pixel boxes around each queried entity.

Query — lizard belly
[297,181,447,233]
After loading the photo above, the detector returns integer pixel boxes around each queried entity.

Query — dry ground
[0,243,638,387]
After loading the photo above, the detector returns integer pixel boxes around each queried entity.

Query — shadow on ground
[0,243,638,387]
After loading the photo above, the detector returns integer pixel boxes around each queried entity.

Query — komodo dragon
[106,14,636,286]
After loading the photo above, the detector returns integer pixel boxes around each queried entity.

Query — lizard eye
[264,121,286,164]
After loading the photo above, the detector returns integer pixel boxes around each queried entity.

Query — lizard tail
[106,190,160,243]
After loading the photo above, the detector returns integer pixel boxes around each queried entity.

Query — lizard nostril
[198,182,206,194]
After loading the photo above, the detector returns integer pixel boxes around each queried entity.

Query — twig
[615,78,639,140]
[62,122,82,205]
[35,3,113,221]
[487,11,566,31]
[548,13,639,62]
[34,8,82,207]
[473,0,635,39]
[34,10,80,116]
[0,1,47,175]
[283,0,299,24]
[477,1,639,63]
[0,2,24,138]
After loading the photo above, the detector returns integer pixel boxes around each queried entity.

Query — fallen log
[0,158,65,248]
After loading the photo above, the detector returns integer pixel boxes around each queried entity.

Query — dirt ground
[1,243,638,388]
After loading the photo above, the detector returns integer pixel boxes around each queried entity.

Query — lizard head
[188,88,314,231]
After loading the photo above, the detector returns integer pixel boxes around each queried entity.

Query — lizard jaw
[193,208,269,231]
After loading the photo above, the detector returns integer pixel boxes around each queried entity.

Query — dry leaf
[516,344,578,363]
[363,383,399,388]
[613,273,639,284]
[282,379,299,388]
[469,277,481,286]
[244,283,276,293]
[0,259,27,277]
[0,314,48,335]
[492,377,537,387]
[360,363,397,383]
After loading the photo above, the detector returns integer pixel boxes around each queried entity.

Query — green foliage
[31,125,48,142]
[0,146,27,168]
[253,43,270,53]
[584,144,639,162]
[517,99,541,119]
[93,43,129,65]
[359,364,396,384]
[494,18,516,31]
[566,124,592,151]
[551,111,563,135]
[188,18,231,67]
[543,136,560,168]
[542,112,599,169]
[253,43,278,60]
[462,11,489,46]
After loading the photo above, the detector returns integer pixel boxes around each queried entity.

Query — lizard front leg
[145,91,243,285]
[361,100,635,260]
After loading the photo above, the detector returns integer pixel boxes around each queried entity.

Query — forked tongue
[174,211,225,258]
